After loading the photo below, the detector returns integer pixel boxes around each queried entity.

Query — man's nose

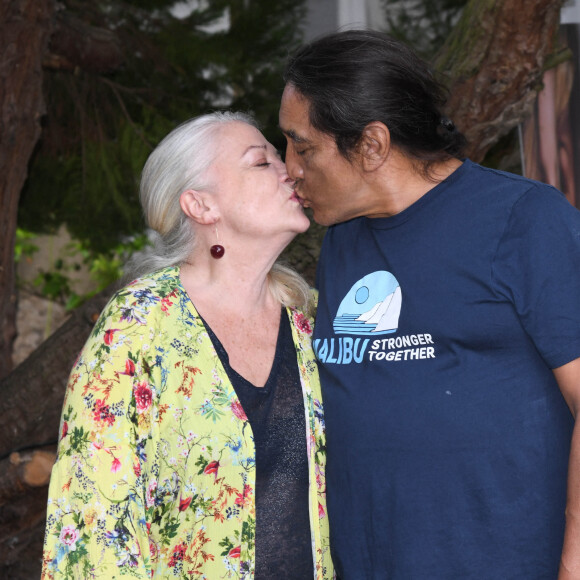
[284,148,304,180]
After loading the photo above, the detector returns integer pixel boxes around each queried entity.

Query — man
[279,30,580,579]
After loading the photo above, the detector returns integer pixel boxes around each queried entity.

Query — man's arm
[553,357,580,579]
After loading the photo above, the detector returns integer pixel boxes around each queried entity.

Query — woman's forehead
[216,122,273,158]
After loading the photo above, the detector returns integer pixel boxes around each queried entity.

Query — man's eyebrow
[279,127,309,144]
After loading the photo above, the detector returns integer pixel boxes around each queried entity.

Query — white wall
[303,0,386,40]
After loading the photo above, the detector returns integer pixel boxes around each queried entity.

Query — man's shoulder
[463,160,560,199]
[447,160,577,226]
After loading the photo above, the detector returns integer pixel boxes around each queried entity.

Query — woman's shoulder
[288,289,317,342]
[309,287,319,306]
[113,266,180,303]
[95,266,183,330]
[121,265,181,295]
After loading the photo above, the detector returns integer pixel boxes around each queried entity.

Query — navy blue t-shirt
[314,160,580,579]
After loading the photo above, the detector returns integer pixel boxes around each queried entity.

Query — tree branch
[0,286,115,459]
[45,10,124,74]
[0,449,56,504]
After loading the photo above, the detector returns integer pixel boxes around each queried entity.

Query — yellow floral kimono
[42,266,333,579]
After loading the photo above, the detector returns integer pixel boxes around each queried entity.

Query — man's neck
[364,156,463,218]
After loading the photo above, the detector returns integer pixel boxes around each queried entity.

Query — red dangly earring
[210,226,224,259]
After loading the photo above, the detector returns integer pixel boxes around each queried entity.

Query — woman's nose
[276,159,291,183]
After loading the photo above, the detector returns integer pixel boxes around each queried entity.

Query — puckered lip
[289,188,306,206]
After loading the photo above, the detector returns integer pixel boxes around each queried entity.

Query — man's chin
[304,207,325,226]
[311,210,335,227]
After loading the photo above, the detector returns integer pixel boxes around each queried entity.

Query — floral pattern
[42,266,333,579]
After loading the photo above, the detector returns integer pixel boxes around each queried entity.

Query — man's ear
[179,189,218,225]
[359,122,390,171]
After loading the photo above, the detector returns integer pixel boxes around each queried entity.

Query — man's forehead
[279,85,313,133]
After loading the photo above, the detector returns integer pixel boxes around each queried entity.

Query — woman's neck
[179,256,283,388]
[179,251,278,317]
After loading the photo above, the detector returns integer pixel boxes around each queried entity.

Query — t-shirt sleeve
[492,182,580,369]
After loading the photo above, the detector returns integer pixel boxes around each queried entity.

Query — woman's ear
[359,122,390,171]
[179,189,218,225]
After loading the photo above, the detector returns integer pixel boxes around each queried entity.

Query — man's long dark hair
[284,30,467,166]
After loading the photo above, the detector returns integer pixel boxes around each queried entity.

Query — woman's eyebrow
[241,144,267,158]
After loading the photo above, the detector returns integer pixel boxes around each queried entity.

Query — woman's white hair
[125,111,313,314]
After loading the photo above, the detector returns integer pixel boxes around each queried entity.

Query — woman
[42,112,333,579]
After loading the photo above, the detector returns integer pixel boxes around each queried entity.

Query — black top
[204,310,313,578]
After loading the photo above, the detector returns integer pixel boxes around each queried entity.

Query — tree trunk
[0,287,114,458]
[434,0,566,162]
[0,0,56,379]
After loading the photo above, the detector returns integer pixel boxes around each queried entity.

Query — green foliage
[14,228,39,263]
[381,0,468,57]
[20,120,151,252]
[27,234,148,310]
[34,269,74,303]
[85,235,148,290]
[18,0,306,278]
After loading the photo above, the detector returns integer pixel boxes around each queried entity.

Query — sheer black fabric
[203,311,314,578]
